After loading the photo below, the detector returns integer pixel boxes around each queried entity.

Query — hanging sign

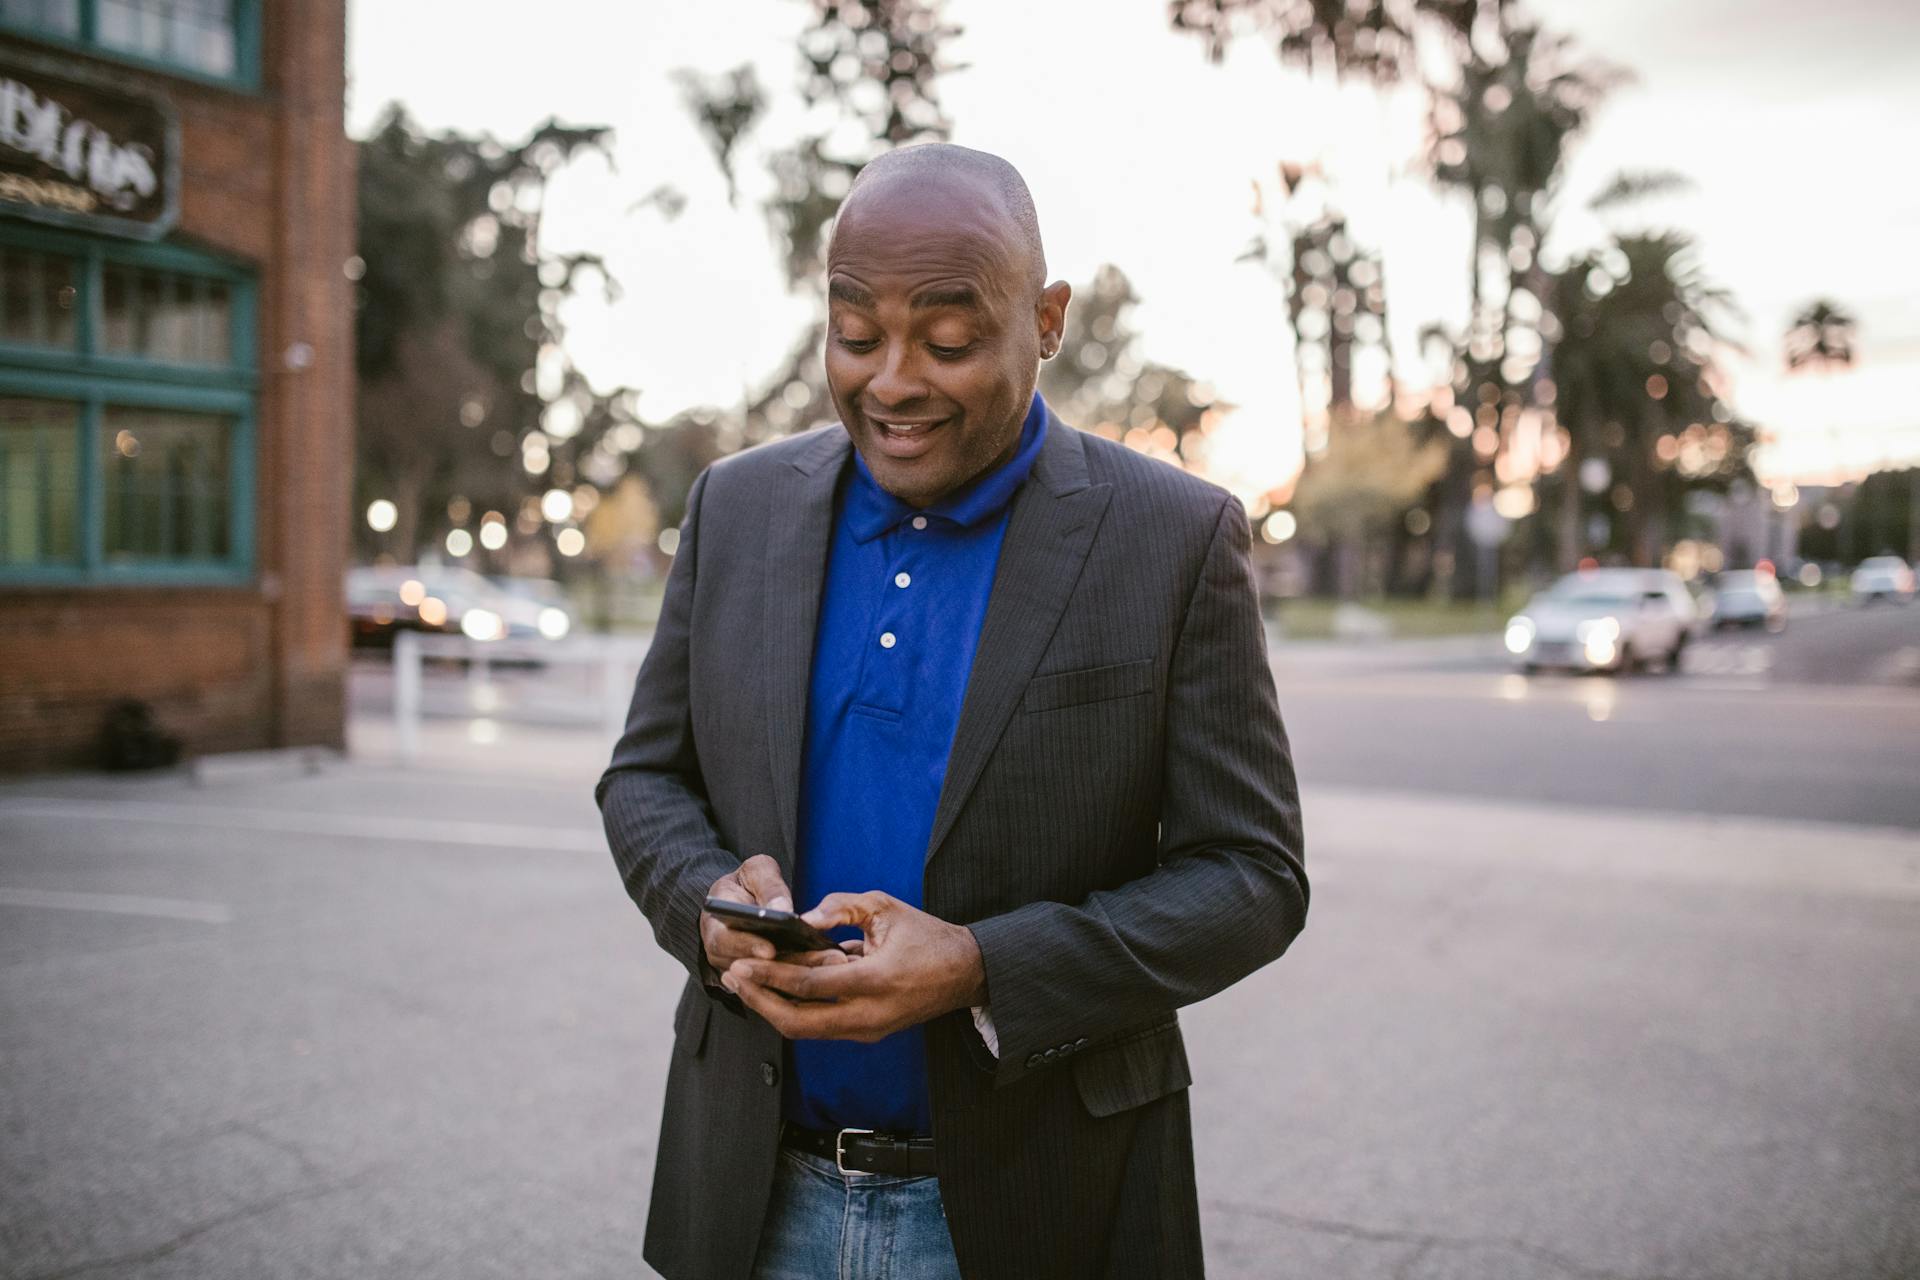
[0,52,178,239]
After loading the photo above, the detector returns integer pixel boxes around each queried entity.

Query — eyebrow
[911,285,981,311]
[828,278,873,307]
[827,278,983,312]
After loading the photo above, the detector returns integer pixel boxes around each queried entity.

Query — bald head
[821,142,1070,508]
[833,143,1046,295]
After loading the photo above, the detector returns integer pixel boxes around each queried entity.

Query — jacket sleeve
[596,468,741,988]
[964,496,1309,1085]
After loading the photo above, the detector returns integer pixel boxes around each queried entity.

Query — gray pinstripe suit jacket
[597,408,1308,1279]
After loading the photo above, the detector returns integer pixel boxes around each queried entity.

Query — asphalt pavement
[2,597,1916,1280]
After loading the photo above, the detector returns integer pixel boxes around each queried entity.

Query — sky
[346,0,1920,488]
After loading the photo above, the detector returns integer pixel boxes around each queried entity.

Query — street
[2,600,1917,1278]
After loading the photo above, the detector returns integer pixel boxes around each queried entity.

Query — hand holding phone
[701,855,838,976]
[703,896,839,954]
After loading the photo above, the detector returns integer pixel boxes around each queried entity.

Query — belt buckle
[834,1127,875,1175]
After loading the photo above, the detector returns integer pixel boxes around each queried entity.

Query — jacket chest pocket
[1021,658,1154,714]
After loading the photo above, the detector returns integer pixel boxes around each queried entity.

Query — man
[598,143,1307,1280]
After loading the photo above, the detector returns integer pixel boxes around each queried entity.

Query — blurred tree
[1544,230,1744,568]
[673,65,767,208]
[1240,169,1392,440]
[684,1,959,295]
[1797,467,1915,566]
[1784,298,1857,371]
[1424,22,1626,379]
[353,105,638,567]
[1169,0,1445,83]
[1036,265,1223,463]
[1288,410,1448,596]
[674,1,963,451]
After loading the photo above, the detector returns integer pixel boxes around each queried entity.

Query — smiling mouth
[867,415,951,457]
[871,417,948,439]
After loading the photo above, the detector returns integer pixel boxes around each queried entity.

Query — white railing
[390,630,654,761]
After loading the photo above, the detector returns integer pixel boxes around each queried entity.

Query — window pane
[0,247,79,349]
[98,0,237,78]
[0,397,80,567]
[0,0,81,37]
[100,263,233,365]
[101,407,231,562]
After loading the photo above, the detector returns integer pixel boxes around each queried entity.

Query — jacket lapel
[763,428,850,873]
[926,415,1111,865]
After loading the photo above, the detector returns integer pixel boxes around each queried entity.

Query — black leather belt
[782,1123,937,1177]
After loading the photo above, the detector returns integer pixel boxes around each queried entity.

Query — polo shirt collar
[843,392,1050,543]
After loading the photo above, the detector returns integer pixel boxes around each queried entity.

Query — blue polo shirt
[785,393,1049,1134]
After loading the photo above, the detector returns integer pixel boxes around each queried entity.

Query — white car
[1850,556,1915,605]
[1506,568,1698,674]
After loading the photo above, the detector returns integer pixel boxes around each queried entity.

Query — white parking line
[0,799,607,854]
[0,887,234,923]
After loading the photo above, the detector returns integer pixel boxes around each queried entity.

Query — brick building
[0,2,352,771]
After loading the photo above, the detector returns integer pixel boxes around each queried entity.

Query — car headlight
[1504,617,1535,655]
[460,607,505,641]
[1575,616,1620,644]
[537,606,571,640]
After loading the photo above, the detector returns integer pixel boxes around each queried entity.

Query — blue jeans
[749,1146,963,1280]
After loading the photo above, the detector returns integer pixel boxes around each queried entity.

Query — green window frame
[0,220,255,586]
[0,0,261,92]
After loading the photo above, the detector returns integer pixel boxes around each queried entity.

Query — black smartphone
[703,897,839,953]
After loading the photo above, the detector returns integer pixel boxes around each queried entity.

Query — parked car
[1505,568,1697,674]
[346,565,548,648]
[1708,568,1788,632]
[487,575,575,640]
[1850,555,1915,605]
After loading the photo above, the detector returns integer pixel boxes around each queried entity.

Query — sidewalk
[4,736,1916,1279]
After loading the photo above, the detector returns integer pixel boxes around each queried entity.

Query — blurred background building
[0,1,352,772]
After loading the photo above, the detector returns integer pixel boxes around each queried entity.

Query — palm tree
[1784,299,1857,371]
[1424,21,1627,382]
[1170,0,1429,83]
[1545,231,1739,568]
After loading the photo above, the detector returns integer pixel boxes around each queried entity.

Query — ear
[1037,280,1072,360]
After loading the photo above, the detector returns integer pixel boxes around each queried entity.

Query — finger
[734,957,883,1002]
[838,939,867,957]
[737,855,794,913]
[802,890,894,931]
[731,973,874,1041]
[705,872,754,904]
[781,947,854,968]
[704,920,775,962]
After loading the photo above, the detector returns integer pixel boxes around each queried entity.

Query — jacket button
[1043,1048,1058,1061]
[761,1061,779,1087]
[1075,1037,1089,1048]
[1025,1053,1043,1069]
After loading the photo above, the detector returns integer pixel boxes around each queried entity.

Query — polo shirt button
[880,632,896,649]
[761,1061,778,1087]
[911,516,928,530]
[894,572,911,588]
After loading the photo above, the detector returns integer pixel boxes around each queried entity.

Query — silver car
[1708,569,1788,632]
[1850,556,1915,605]
[1506,568,1697,674]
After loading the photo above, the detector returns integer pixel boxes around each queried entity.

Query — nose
[865,340,928,409]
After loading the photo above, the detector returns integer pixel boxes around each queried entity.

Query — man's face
[824,183,1064,508]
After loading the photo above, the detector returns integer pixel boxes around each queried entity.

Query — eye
[927,343,973,360]
[836,335,880,354]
